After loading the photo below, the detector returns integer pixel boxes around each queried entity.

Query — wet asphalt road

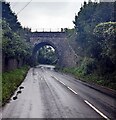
[1,66,116,119]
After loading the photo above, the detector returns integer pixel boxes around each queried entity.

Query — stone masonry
[30,32,78,67]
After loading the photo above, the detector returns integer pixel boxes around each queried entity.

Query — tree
[93,22,116,72]
[2,1,32,67]
[2,20,32,60]
[73,2,115,57]
[2,2,21,31]
[37,46,58,65]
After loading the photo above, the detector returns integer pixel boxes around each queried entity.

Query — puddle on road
[13,96,17,100]
[12,86,24,101]
[19,86,24,89]
[17,90,22,94]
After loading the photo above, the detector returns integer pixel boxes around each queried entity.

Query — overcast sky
[7,0,95,32]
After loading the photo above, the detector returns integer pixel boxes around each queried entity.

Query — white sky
[6,0,95,32]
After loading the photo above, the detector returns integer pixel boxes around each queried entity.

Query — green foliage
[94,22,116,38]
[2,2,21,31]
[79,57,96,75]
[73,1,116,73]
[1,2,32,105]
[2,2,32,63]
[67,1,116,90]
[93,22,116,74]
[73,2,115,57]
[62,58,96,76]
[37,46,58,65]
[60,67,116,90]
[2,20,32,60]
[2,66,29,105]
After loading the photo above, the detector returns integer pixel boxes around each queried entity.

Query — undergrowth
[1,66,29,106]
[59,67,116,90]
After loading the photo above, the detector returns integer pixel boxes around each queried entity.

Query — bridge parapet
[30,32,67,46]
[31,32,66,38]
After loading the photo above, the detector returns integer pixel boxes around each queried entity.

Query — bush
[59,67,116,90]
[78,57,96,75]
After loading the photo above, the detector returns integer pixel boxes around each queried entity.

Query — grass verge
[58,67,116,91]
[1,66,29,106]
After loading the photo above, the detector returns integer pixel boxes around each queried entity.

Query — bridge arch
[32,41,60,65]
[30,32,77,67]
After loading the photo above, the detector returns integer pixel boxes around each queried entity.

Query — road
[1,65,116,119]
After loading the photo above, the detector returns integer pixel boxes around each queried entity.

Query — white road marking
[51,75,110,119]
[51,76,59,81]
[52,76,78,95]
[52,76,66,85]
[59,81,66,86]
[84,100,110,120]
[67,87,78,95]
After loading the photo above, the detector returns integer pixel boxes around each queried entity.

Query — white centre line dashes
[67,86,78,95]
[52,76,78,95]
[59,81,66,85]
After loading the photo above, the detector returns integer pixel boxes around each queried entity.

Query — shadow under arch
[31,41,60,66]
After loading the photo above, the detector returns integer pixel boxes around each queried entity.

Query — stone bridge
[30,31,77,67]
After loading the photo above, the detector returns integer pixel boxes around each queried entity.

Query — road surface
[1,65,116,119]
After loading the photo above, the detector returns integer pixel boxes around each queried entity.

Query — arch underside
[32,41,60,65]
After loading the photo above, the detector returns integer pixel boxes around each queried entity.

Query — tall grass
[59,67,116,90]
[1,66,29,106]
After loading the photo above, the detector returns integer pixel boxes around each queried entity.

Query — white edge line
[84,100,110,120]
[67,87,78,95]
